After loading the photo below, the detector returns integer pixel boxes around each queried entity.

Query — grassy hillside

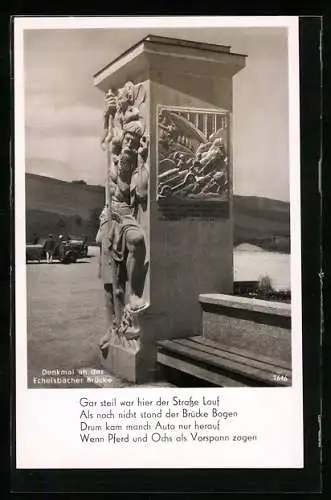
[26,173,104,219]
[26,174,104,243]
[233,195,290,253]
[25,174,290,251]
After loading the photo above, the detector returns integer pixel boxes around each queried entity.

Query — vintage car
[67,235,88,258]
[26,235,88,264]
[26,242,45,262]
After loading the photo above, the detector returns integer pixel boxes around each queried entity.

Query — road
[27,247,114,387]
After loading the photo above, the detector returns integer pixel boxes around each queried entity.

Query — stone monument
[93,35,246,383]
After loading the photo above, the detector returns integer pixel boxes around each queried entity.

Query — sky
[24,25,290,201]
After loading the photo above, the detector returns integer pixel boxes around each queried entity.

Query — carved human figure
[101,89,117,150]
[114,81,143,134]
[108,119,149,314]
[96,205,116,351]
[97,82,148,354]
[98,82,149,352]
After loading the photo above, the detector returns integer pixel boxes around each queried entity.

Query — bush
[258,275,273,292]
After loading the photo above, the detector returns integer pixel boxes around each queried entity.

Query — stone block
[100,333,156,384]
[200,293,291,363]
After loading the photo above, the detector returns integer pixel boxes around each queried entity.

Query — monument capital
[93,35,247,93]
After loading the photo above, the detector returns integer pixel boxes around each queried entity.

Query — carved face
[122,131,140,155]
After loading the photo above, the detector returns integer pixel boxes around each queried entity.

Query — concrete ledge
[200,293,291,364]
[199,293,291,317]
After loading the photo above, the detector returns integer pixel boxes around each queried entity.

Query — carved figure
[98,81,149,352]
[96,205,116,351]
[108,119,149,312]
[101,89,117,150]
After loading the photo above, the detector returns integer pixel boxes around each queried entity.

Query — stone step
[157,336,292,387]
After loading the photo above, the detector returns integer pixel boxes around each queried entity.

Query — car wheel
[61,250,74,264]
[70,253,78,263]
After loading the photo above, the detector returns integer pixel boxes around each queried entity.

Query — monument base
[99,332,156,384]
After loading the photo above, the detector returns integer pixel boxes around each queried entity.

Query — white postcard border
[14,16,303,470]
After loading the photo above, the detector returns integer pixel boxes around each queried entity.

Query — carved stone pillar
[93,35,246,383]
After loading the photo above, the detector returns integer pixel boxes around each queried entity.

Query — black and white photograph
[14,16,304,470]
[22,24,294,389]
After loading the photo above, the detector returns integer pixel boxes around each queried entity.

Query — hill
[25,174,104,243]
[233,195,290,253]
[25,173,290,251]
